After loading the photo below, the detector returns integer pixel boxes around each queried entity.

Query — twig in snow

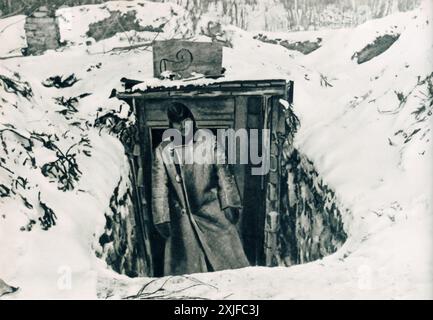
[124,275,218,300]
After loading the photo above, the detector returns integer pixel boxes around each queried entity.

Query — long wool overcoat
[152,130,250,275]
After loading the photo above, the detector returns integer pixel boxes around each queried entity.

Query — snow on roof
[122,75,290,94]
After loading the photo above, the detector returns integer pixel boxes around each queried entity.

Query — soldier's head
[167,102,197,137]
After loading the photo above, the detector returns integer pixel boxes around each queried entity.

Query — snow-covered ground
[0,15,27,57]
[0,0,432,299]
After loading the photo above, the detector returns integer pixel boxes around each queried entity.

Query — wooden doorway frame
[117,79,294,275]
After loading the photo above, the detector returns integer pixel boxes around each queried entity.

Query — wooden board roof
[116,78,293,100]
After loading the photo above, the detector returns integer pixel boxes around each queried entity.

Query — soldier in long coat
[152,102,250,275]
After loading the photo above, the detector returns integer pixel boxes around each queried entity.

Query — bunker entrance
[117,79,293,276]
[143,95,271,276]
[109,78,346,277]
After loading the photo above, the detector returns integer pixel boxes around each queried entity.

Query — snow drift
[0,0,432,299]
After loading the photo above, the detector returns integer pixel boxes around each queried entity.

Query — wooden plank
[232,96,247,249]
[146,119,234,128]
[153,40,223,79]
[169,88,285,97]
[117,87,287,99]
[132,98,154,276]
[233,96,248,203]
[142,97,235,124]
[119,79,287,92]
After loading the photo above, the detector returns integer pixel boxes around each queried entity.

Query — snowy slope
[0,15,27,57]
[158,0,420,32]
[56,0,194,51]
[0,0,432,299]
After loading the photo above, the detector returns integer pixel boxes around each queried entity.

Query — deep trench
[96,112,347,277]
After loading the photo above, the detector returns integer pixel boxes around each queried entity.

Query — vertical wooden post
[233,96,248,203]
[131,97,154,276]
[264,95,282,267]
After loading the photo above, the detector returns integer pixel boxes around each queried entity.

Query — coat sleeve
[152,146,171,225]
[213,138,242,210]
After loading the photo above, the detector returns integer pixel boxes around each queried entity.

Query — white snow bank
[0,0,432,299]
[0,15,26,58]
[56,0,194,53]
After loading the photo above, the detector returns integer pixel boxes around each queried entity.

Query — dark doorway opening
[149,128,166,277]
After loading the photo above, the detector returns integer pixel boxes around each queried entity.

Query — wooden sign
[152,40,223,79]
